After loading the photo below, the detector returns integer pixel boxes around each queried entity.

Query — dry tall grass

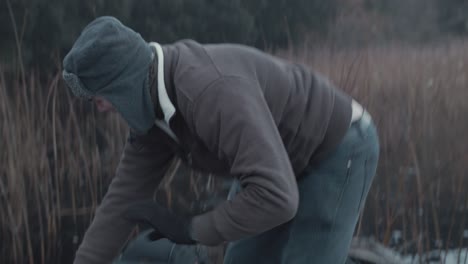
[0,70,127,263]
[1,40,467,263]
[291,39,468,260]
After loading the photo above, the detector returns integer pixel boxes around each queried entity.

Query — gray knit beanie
[62,16,155,135]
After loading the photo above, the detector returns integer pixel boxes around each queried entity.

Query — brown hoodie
[74,40,351,263]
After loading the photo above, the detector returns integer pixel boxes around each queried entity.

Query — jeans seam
[331,154,353,234]
[357,158,368,213]
[168,243,176,263]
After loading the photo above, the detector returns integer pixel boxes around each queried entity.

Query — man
[63,16,379,264]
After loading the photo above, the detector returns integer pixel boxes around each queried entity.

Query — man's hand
[123,200,196,245]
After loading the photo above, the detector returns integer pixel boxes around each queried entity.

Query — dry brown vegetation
[1,39,468,263]
[295,39,468,259]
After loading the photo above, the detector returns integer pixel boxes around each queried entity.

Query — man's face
[91,96,116,113]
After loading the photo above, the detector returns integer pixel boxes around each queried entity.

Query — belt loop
[359,109,372,135]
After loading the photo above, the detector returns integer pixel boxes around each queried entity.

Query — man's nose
[95,100,109,112]
[97,104,107,112]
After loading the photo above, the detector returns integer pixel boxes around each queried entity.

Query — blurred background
[1,0,468,263]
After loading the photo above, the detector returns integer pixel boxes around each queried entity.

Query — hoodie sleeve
[189,77,299,246]
[74,134,174,264]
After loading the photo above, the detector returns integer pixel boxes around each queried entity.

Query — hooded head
[62,16,155,135]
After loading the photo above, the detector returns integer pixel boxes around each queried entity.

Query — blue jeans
[223,113,379,264]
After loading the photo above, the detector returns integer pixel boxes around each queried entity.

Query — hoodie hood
[62,16,155,135]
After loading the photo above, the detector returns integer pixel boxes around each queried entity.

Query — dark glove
[123,200,196,245]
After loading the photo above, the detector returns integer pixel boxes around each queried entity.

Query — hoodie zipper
[149,41,193,166]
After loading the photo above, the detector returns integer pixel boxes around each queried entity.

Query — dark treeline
[0,0,337,71]
[1,0,467,72]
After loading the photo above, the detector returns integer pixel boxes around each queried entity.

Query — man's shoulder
[171,40,222,103]
[170,39,275,108]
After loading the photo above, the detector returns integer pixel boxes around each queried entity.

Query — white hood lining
[149,42,176,124]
